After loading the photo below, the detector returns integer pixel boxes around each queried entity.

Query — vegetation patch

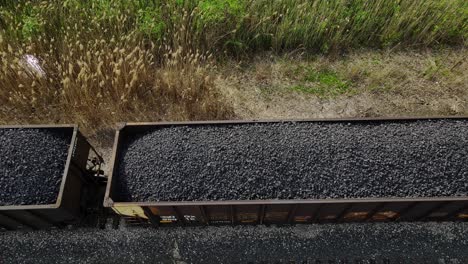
[0,0,466,137]
[290,68,352,97]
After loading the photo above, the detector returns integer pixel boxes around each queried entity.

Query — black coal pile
[117,119,468,202]
[1,223,467,263]
[0,128,72,206]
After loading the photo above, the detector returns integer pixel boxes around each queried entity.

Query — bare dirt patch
[218,49,467,120]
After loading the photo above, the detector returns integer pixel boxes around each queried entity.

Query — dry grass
[0,1,233,137]
[217,48,468,119]
[0,42,232,136]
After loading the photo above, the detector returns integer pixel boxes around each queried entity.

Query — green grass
[290,69,351,97]
[1,0,466,55]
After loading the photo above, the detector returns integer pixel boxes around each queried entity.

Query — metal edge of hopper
[104,123,126,208]
[123,115,468,127]
[104,123,148,219]
[54,125,79,208]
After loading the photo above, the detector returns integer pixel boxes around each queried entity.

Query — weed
[290,83,350,98]
[137,8,165,40]
[290,67,351,97]
[198,0,245,24]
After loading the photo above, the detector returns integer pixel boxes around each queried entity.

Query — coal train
[1,117,468,231]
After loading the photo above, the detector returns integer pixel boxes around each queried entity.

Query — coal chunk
[0,128,72,206]
[116,119,468,202]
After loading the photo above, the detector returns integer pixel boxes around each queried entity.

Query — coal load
[117,119,468,202]
[0,128,72,206]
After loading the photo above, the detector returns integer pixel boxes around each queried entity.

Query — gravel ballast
[1,223,468,263]
[0,128,72,206]
[117,119,468,202]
